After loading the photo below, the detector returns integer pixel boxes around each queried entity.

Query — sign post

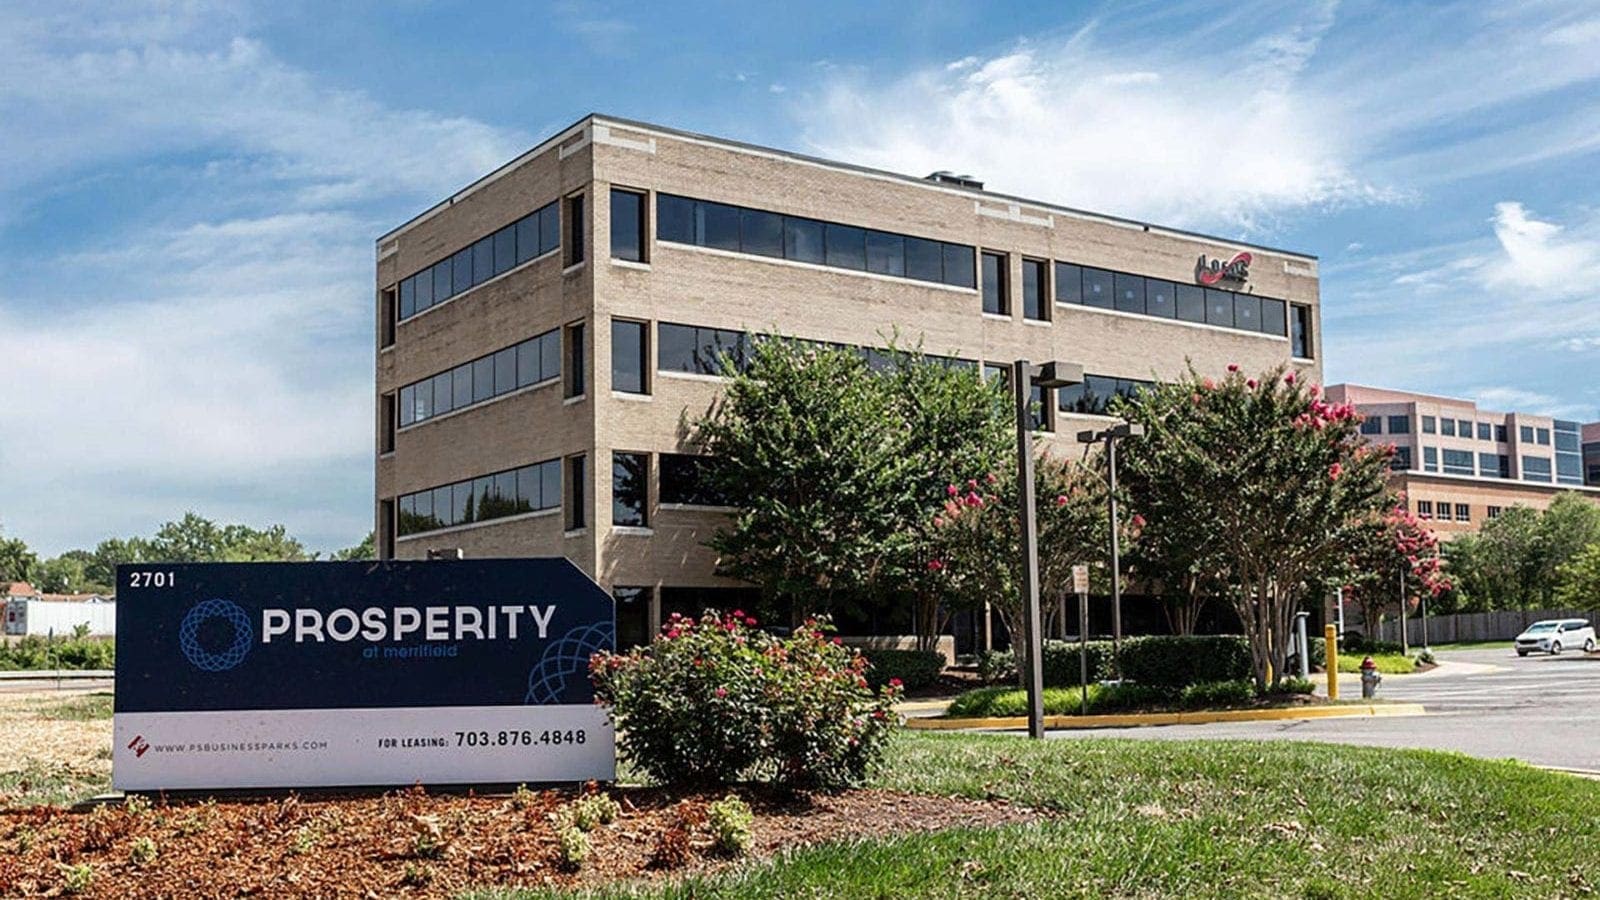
[1073,564,1090,716]
[113,559,615,792]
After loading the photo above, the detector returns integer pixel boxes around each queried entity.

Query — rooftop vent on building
[925,170,984,190]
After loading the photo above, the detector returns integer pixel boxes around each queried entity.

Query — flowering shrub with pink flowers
[589,611,902,790]
[1114,363,1392,690]
[927,458,1110,680]
[1340,502,1449,633]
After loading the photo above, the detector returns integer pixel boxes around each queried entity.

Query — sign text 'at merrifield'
[113,559,615,792]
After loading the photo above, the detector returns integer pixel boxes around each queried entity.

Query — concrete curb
[906,702,1427,731]
[0,669,114,680]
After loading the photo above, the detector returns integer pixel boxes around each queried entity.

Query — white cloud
[793,1,1600,232]
[795,6,1396,232]
[1469,387,1592,421]
[0,4,529,554]
[1323,202,1600,405]
[1481,201,1600,294]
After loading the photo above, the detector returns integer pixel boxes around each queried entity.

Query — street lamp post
[1013,359,1084,740]
[1077,421,1146,680]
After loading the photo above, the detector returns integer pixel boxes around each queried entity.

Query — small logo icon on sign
[128,735,151,758]
[179,598,254,672]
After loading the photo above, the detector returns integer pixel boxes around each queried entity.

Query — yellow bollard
[1325,623,1339,701]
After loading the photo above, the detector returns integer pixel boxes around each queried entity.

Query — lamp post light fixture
[1076,420,1145,680]
[1013,359,1084,740]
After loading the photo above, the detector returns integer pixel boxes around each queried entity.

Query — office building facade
[374,114,1322,642]
[1326,384,1600,536]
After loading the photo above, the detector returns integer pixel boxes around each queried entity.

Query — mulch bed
[0,785,1039,898]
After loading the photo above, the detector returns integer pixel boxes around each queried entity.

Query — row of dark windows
[397,200,561,321]
[1414,446,1565,483]
[1053,261,1295,339]
[655,193,979,288]
[651,193,1312,354]
[1362,415,1415,436]
[1415,500,1472,523]
[397,459,562,536]
[399,329,561,427]
[610,450,757,527]
[651,322,971,380]
[1421,416,1514,443]
[397,449,730,541]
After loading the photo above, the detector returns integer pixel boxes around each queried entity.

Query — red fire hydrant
[1359,656,1382,699]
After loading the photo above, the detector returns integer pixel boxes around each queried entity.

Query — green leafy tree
[694,336,1015,637]
[146,513,312,563]
[1451,507,1542,610]
[82,537,153,589]
[930,453,1108,683]
[0,528,39,584]
[1115,366,1391,690]
[1118,401,1229,636]
[697,339,921,622]
[331,532,376,561]
[881,347,1012,648]
[1533,493,1600,606]
[1554,542,1600,610]
[34,553,112,595]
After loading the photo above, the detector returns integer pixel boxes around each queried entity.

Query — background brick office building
[1326,384,1600,537]
[373,114,1322,646]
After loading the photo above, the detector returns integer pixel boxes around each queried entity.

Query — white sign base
[113,705,614,791]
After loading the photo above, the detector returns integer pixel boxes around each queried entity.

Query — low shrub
[557,825,589,869]
[860,649,944,691]
[128,837,156,867]
[1415,649,1436,667]
[1267,677,1316,696]
[1342,633,1403,655]
[591,611,902,790]
[706,794,754,856]
[977,640,1116,687]
[979,636,1250,688]
[1119,636,1253,688]
[1177,680,1254,709]
[947,676,1313,718]
[0,635,114,671]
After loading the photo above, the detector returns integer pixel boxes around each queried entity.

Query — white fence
[2,599,117,636]
[1377,608,1592,645]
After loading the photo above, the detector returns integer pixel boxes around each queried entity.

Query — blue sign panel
[112,559,616,790]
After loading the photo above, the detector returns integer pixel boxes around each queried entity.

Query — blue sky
[3,0,1599,556]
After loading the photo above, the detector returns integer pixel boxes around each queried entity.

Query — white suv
[1514,619,1596,656]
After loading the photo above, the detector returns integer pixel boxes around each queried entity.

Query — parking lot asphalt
[1049,647,1600,772]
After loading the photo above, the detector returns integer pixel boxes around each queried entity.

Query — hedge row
[859,649,945,690]
[979,635,1255,688]
[0,635,115,671]
[947,677,1315,717]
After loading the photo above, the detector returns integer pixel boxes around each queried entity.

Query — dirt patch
[0,785,1038,898]
[0,690,112,805]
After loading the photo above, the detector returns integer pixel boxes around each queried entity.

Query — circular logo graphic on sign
[526,622,614,704]
[179,598,254,672]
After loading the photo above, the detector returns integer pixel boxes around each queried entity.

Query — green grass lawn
[36,691,114,721]
[1337,652,1417,675]
[474,732,1600,899]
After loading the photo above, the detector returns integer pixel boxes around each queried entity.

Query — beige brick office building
[373,114,1322,644]
[1326,384,1600,537]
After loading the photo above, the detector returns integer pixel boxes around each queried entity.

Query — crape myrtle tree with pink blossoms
[1113,364,1392,691]
[693,335,1011,640]
[928,454,1110,682]
[1339,502,1450,639]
